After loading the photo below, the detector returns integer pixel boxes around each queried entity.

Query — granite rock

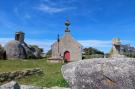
[62,58,135,89]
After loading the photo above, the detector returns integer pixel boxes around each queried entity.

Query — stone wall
[0,68,43,83]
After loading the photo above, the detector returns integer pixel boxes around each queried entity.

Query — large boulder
[5,40,27,59]
[21,43,36,59]
[0,81,20,89]
[49,86,70,89]
[0,81,70,89]
[20,85,42,89]
[29,45,43,59]
[61,58,135,89]
[4,40,43,59]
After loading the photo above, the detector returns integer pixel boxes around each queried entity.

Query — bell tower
[15,31,25,43]
[112,38,121,54]
[112,38,121,45]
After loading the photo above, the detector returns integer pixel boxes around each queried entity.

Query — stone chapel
[51,20,82,62]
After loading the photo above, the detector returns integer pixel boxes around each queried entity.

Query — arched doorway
[64,51,70,62]
[3,51,7,60]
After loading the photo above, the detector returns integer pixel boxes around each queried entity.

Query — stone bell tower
[112,38,121,54]
[15,31,25,43]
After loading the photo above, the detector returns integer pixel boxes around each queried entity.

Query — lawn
[0,59,68,87]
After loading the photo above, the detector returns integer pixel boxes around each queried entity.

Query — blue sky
[0,0,135,53]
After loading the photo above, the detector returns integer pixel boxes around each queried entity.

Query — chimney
[15,31,25,43]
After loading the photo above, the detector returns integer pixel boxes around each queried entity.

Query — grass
[0,59,68,87]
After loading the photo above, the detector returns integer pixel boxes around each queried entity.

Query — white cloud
[14,7,32,20]
[26,39,54,52]
[37,4,76,14]
[79,40,112,48]
[38,4,65,13]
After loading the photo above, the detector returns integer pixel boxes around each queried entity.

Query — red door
[64,51,70,61]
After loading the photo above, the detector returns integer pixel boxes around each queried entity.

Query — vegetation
[123,52,135,58]
[83,47,104,59]
[109,47,135,58]
[46,49,52,58]
[29,45,44,53]
[0,59,68,87]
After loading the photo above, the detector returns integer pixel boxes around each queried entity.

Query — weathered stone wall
[0,68,43,83]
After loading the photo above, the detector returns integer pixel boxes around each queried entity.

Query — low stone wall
[0,68,43,82]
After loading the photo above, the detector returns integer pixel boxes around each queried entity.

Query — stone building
[111,38,135,57]
[5,31,42,59]
[51,20,82,62]
[112,38,121,55]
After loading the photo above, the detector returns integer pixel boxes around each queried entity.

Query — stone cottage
[5,31,42,59]
[51,20,82,62]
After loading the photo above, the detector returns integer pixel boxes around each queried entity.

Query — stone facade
[15,32,25,43]
[112,38,135,56]
[51,21,82,62]
[112,38,121,54]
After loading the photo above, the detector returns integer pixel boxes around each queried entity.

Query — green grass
[0,59,68,87]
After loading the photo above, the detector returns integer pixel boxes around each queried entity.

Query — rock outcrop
[21,43,36,59]
[4,31,43,60]
[5,40,27,59]
[0,81,20,89]
[4,40,43,59]
[0,81,70,89]
[28,45,42,59]
[62,58,135,89]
